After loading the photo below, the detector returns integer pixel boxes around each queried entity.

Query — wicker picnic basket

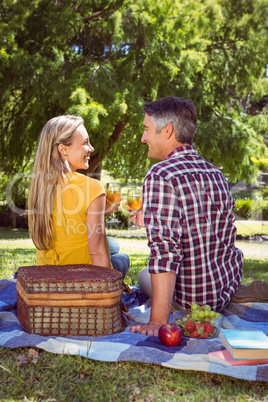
[16,264,125,336]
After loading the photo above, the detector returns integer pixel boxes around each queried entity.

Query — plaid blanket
[0,279,267,382]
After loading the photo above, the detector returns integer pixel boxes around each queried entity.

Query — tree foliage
[0,0,267,185]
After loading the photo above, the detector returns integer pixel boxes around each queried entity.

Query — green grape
[198,311,205,318]
[209,311,216,317]
[215,313,221,318]
[191,303,198,311]
[204,305,211,311]
[191,312,198,319]
[204,310,210,317]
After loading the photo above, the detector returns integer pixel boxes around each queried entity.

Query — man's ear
[165,123,173,139]
[58,144,68,156]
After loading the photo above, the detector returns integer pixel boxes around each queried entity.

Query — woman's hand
[105,198,122,217]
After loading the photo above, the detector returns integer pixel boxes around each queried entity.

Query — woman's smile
[64,125,94,172]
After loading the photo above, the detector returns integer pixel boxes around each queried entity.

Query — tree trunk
[90,162,102,181]
[11,209,16,228]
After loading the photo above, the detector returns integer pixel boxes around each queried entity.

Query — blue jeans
[108,237,130,278]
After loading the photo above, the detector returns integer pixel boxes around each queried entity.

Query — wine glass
[106,182,121,224]
[127,188,142,229]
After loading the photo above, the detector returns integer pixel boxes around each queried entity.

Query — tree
[104,0,268,183]
[0,0,267,186]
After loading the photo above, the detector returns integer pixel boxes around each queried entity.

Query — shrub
[257,159,268,173]
[3,173,31,211]
[10,175,31,209]
[262,186,268,199]
[252,157,268,173]
[234,198,253,219]
[114,208,130,228]
[234,197,268,220]
[232,188,262,201]
[105,205,130,229]
[259,200,268,220]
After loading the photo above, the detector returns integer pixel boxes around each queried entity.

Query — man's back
[143,145,243,311]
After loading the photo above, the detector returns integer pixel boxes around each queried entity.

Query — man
[129,96,244,336]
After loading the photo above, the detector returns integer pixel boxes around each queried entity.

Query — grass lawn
[234,220,268,237]
[107,219,268,239]
[0,226,268,401]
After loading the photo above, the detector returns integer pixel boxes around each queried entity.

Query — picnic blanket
[0,279,268,382]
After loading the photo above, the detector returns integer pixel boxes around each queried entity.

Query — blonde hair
[28,115,84,250]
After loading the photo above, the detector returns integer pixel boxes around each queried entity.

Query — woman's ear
[58,144,68,156]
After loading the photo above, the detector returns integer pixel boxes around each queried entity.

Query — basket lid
[17,264,123,294]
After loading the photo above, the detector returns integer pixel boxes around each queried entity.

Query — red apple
[158,323,183,347]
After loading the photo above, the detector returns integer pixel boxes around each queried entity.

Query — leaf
[16,349,40,366]
[17,354,28,367]
[28,348,40,364]
[28,348,39,356]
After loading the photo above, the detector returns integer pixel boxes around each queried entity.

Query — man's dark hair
[143,96,197,144]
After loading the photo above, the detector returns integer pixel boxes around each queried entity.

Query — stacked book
[209,329,268,366]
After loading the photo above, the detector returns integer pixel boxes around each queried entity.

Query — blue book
[221,329,268,360]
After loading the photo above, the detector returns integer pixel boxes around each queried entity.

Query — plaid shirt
[143,145,243,311]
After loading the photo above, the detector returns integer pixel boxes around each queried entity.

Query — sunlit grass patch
[235,220,268,236]
[0,236,36,279]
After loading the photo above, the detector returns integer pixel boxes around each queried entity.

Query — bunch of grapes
[174,303,221,339]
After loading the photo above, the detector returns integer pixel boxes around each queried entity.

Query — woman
[28,115,111,268]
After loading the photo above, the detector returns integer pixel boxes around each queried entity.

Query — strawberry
[188,330,198,338]
[185,319,195,332]
[205,324,214,333]
[200,332,209,339]
[194,323,205,336]
[195,322,205,329]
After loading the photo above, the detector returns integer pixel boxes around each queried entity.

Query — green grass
[0,228,36,279]
[1,350,267,401]
[235,220,268,236]
[0,227,268,400]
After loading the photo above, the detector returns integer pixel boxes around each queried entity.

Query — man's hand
[129,321,164,336]
[125,204,145,227]
[130,272,176,337]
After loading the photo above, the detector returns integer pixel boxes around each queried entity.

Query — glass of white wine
[106,182,121,224]
[127,188,142,229]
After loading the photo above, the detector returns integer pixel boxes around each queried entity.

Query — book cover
[209,349,268,366]
[221,329,268,360]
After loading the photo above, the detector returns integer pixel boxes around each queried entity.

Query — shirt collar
[165,145,198,160]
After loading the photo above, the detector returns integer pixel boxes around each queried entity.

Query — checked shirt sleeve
[143,172,183,275]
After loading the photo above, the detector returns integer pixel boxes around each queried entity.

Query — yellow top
[36,172,105,265]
